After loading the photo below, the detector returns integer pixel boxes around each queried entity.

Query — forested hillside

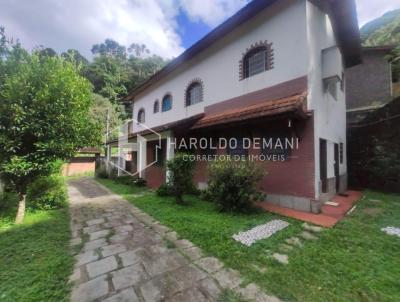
[361,9,400,46]
[360,9,400,83]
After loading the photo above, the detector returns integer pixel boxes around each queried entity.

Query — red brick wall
[189,117,315,199]
[142,117,315,199]
[256,118,315,198]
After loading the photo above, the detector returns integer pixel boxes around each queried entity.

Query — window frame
[339,142,344,164]
[185,81,203,107]
[162,94,172,112]
[137,108,145,123]
[227,137,248,157]
[239,41,274,81]
[153,100,159,113]
[244,47,268,78]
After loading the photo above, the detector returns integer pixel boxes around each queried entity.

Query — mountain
[360,9,400,46]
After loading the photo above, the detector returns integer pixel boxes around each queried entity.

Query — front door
[334,143,340,193]
[320,139,327,193]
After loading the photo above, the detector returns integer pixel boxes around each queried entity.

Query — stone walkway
[68,178,280,302]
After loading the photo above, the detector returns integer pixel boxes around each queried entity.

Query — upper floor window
[153,100,159,113]
[137,108,145,123]
[240,41,274,80]
[186,81,203,106]
[244,47,268,78]
[162,94,172,112]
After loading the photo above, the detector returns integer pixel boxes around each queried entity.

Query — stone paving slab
[67,178,281,302]
[86,256,118,278]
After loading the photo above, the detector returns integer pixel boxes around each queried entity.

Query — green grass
[0,194,73,302]
[98,178,400,302]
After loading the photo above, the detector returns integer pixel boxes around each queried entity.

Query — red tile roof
[192,92,308,129]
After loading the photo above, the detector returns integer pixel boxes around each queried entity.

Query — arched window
[162,94,172,112]
[186,81,203,106]
[137,108,145,123]
[153,100,159,113]
[243,46,268,79]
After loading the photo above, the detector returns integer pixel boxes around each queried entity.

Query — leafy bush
[0,191,18,211]
[206,160,265,212]
[156,183,173,196]
[114,176,134,185]
[166,153,196,204]
[26,175,67,210]
[186,182,201,196]
[133,178,147,187]
[95,165,109,179]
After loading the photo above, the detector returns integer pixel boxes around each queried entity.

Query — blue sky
[0,0,398,59]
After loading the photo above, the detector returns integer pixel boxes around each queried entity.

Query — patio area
[257,191,364,227]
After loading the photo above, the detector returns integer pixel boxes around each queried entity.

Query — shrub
[156,183,173,196]
[206,160,265,212]
[26,175,67,210]
[166,153,196,204]
[95,165,109,179]
[134,178,147,187]
[114,176,134,185]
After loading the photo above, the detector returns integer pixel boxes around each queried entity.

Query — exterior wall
[345,50,392,110]
[188,117,315,211]
[306,1,347,200]
[62,157,97,176]
[132,0,308,133]
[144,140,165,188]
[125,0,350,209]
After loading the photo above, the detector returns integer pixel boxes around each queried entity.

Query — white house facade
[110,0,361,212]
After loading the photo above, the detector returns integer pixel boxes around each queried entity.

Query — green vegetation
[0,27,100,222]
[165,153,196,204]
[98,178,400,302]
[26,175,67,210]
[360,9,400,83]
[217,289,248,302]
[206,160,264,212]
[0,193,73,302]
[361,9,400,46]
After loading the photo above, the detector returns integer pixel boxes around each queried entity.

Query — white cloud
[178,0,248,27]
[0,0,184,59]
[356,0,400,27]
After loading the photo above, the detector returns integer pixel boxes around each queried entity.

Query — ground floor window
[227,137,248,157]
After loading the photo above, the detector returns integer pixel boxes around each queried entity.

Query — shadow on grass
[0,208,73,302]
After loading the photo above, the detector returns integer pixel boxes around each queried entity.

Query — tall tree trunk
[15,193,26,224]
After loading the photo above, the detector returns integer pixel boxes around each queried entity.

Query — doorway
[319,139,327,193]
[334,143,340,193]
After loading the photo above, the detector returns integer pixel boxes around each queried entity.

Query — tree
[61,49,89,66]
[89,94,124,141]
[84,39,169,103]
[0,39,101,223]
[91,38,127,60]
[35,46,58,59]
[83,55,129,102]
[166,153,196,205]
[128,43,150,57]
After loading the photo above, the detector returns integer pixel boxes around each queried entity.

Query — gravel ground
[233,220,289,246]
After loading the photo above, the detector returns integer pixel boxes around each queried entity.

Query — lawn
[98,178,400,302]
[0,194,73,302]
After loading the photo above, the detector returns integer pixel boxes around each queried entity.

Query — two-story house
[114,0,361,212]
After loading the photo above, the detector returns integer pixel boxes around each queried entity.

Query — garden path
[67,177,281,302]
